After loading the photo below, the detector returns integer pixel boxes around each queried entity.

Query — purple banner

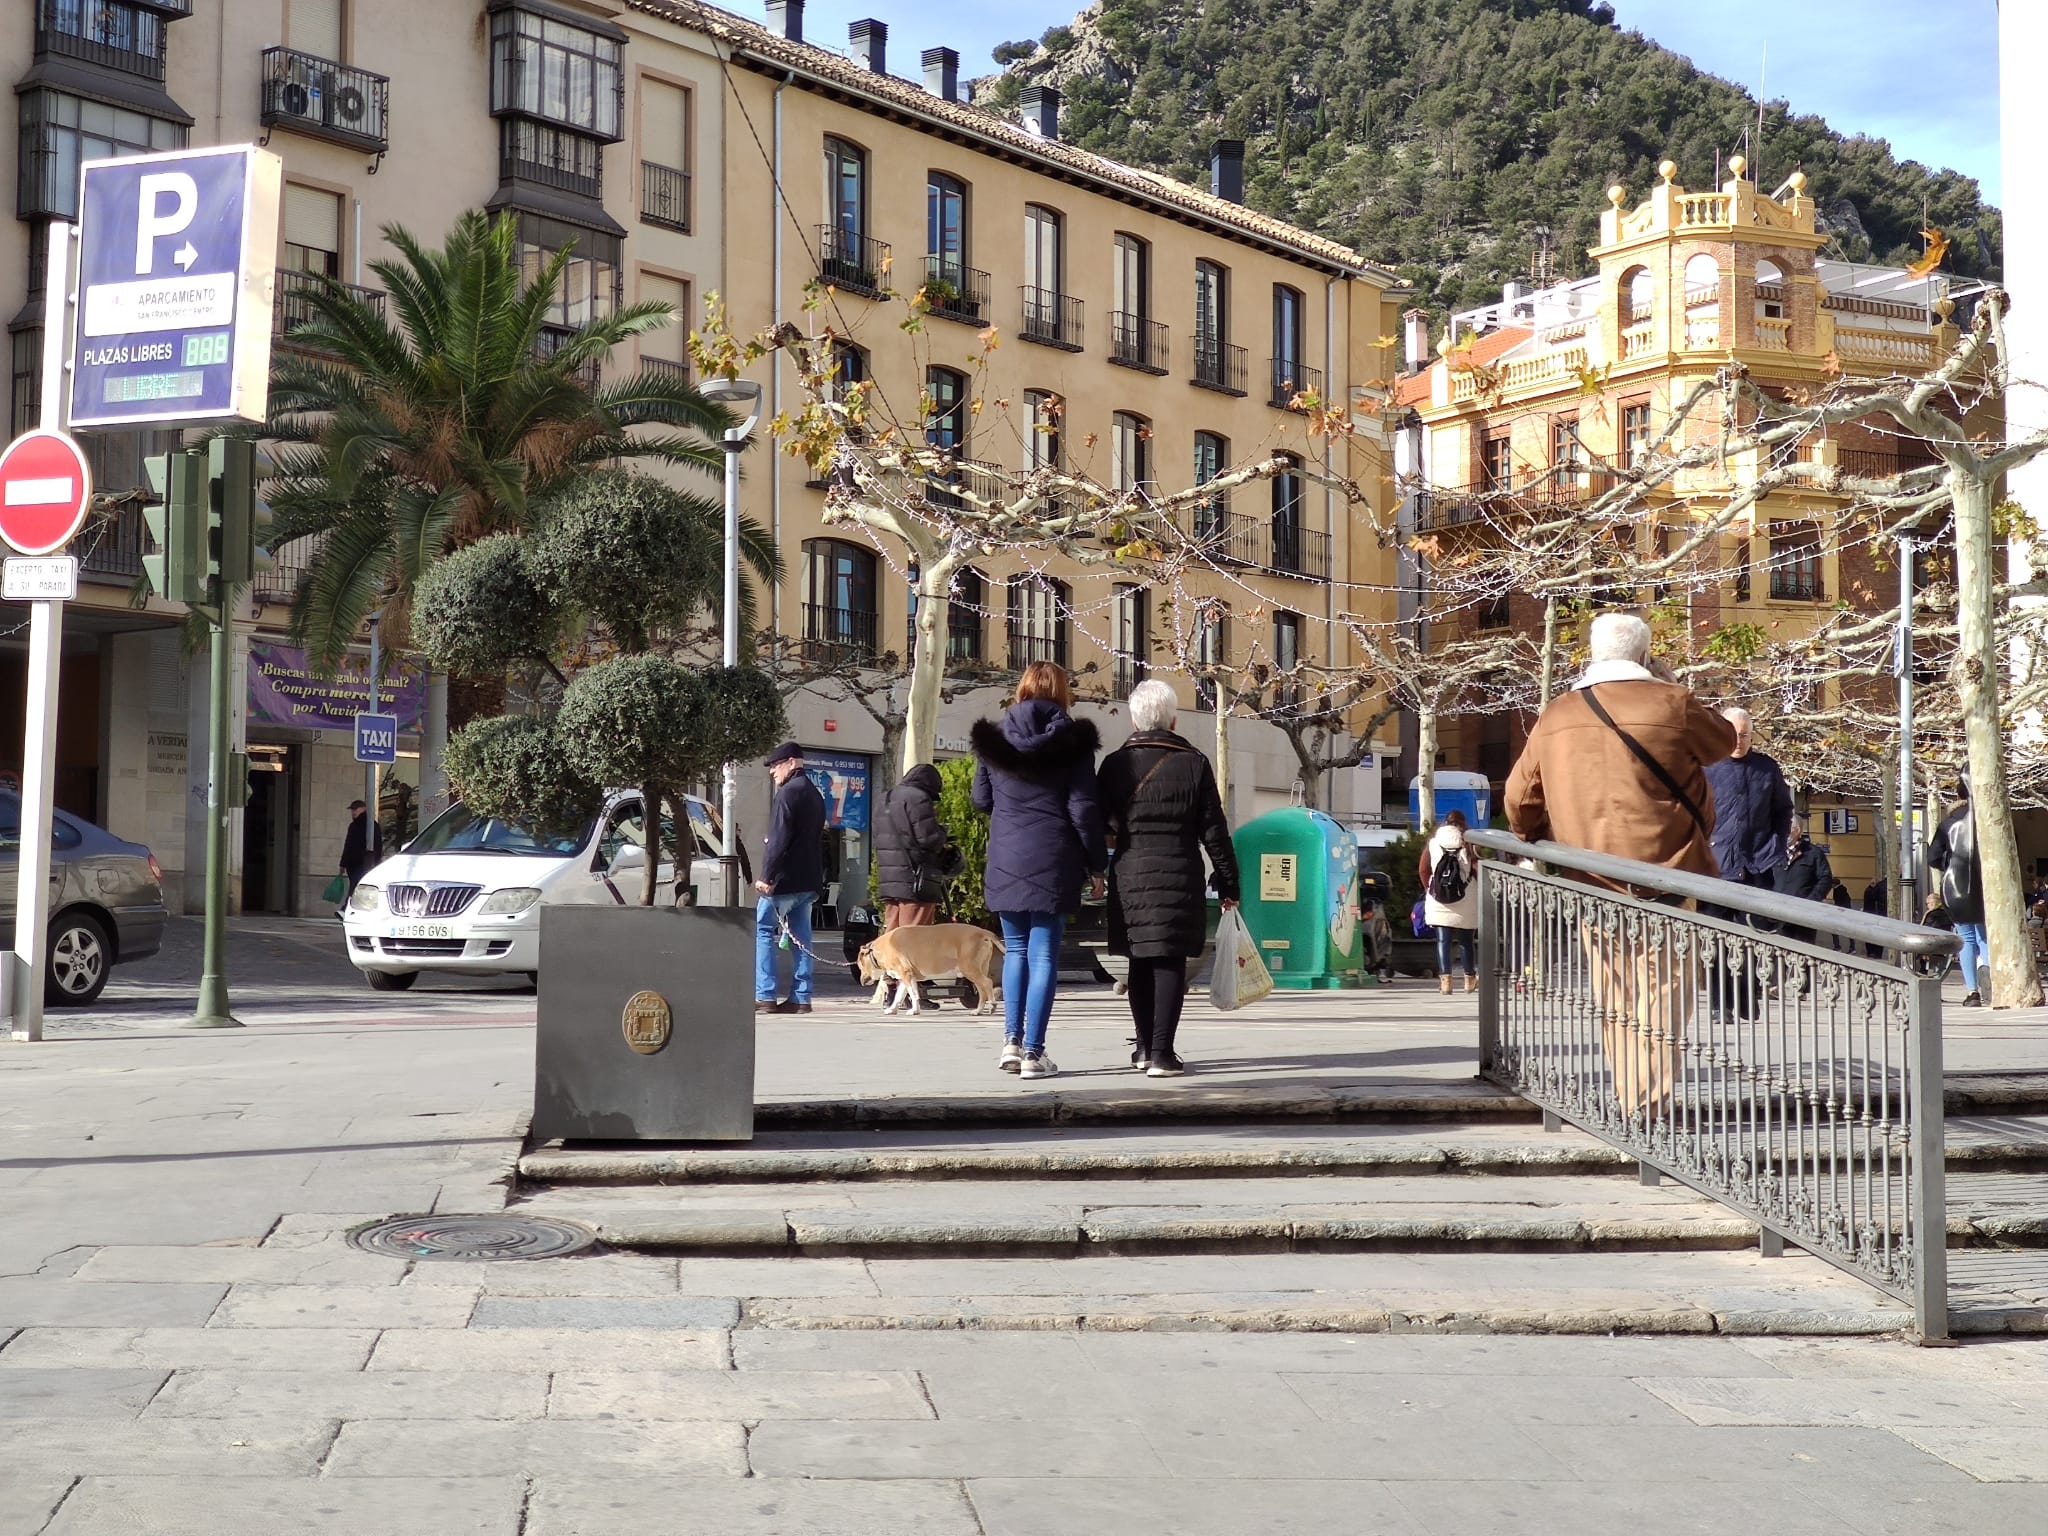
[248,642,425,732]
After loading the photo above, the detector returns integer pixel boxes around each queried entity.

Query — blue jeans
[1436,926,1476,977]
[1955,920,1988,986]
[755,892,816,1004]
[998,911,1065,1052]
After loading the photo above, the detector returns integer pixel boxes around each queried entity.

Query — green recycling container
[1231,807,1368,990]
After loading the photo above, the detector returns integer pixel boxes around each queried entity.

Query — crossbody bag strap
[1113,743,1190,849]
[1580,686,1710,836]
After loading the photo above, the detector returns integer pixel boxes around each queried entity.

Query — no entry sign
[0,430,92,557]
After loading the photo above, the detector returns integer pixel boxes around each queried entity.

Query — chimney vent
[850,18,887,74]
[1403,308,1430,376]
[1210,139,1245,204]
[1021,84,1060,139]
[922,46,960,102]
[766,0,803,42]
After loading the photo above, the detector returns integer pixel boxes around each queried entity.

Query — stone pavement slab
[368,1326,728,1372]
[211,1281,478,1329]
[524,1476,982,1536]
[1890,1425,2048,1480]
[919,1360,1321,1428]
[0,1473,70,1536]
[1636,1373,2032,1427]
[324,1417,748,1478]
[0,1418,332,1476]
[1383,1477,1854,1536]
[72,1243,401,1286]
[1514,1422,1969,1484]
[469,1295,738,1329]
[965,1476,1423,1536]
[1283,1369,1686,1426]
[42,1475,526,1536]
[0,1325,377,1371]
[547,1368,932,1421]
[0,1279,224,1329]
[1140,1419,1570,1481]
[748,1418,1164,1479]
[401,1255,682,1296]
[147,1367,549,1421]
[0,1367,165,1418]
[1068,1330,1808,1377]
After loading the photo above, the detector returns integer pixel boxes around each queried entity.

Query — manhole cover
[348,1214,597,1262]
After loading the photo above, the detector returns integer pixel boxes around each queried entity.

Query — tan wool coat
[1505,678,1737,882]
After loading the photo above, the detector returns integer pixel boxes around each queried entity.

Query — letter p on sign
[135,172,197,274]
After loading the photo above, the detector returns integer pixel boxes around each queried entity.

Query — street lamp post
[698,377,763,907]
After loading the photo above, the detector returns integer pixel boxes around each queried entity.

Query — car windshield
[406,802,590,858]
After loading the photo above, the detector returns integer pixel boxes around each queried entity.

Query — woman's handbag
[1210,906,1275,1011]
[322,873,348,905]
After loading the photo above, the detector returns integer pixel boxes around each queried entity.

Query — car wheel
[45,911,110,1007]
[366,970,418,992]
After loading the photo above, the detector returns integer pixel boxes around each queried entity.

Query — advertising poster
[248,642,426,731]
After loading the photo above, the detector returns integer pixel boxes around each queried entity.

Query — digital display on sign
[104,372,207,403]
[182,332,230,366]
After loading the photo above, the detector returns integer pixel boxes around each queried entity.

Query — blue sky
[763,0,2003,203]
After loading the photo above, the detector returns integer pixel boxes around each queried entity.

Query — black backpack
[1429,845,1471,905]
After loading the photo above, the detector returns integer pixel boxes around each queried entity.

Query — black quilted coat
[1096,730,1240,958]
[875,763,949,904]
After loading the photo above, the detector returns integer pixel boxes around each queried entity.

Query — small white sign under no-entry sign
[3,556,78,602]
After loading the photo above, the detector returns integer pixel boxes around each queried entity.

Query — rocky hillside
[979,0,2000,316]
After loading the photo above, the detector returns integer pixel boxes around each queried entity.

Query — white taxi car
[343,792,728,990]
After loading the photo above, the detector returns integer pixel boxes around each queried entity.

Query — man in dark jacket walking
[755,741,827,1014]
[340,800,382,898]
[1774,825,1834,948]
[1701,706,1793,1018]
[1928,778,1987,1005]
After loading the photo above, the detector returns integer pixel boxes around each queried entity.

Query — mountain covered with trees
[980,0,2000,316]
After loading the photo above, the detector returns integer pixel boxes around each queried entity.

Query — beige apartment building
[5,0,1402,918]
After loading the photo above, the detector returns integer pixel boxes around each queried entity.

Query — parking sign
[69,145,281,429]
[353,712,398,764]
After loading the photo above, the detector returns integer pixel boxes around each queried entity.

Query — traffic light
[141,449,205,605]
[207,438,274,589]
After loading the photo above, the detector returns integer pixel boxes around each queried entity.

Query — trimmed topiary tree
[441,713,602,835]
[527,468,722,652]
[413,534,562,683]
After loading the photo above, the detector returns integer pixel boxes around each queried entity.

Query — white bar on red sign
[3,478,75,506]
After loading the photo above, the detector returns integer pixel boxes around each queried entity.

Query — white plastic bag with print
[1210,907,1275,1011]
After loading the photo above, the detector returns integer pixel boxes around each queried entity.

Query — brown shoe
[771,999,812,1014]
[755,1000,781,1015]
[1439,974,1453,996]
[1465,974,1480,993]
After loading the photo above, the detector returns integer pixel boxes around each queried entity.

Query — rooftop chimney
[1021,84,1060,139]
[1403,308,1430,376]
[922,46,960,102]
[850,18,886,74]
[766,0,802,42]
[1210,139,1244,204]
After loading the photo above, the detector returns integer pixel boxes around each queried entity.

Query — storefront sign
[803,750,871,833]
[248,642,425,732]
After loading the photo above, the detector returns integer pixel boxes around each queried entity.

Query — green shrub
[528,469,721,651]
[411,533,555,679]
[934,754,990,924]
[1382,828,1431,925]
[442,714,601,834]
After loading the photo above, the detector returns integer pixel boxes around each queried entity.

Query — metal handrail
[1467,826,1952,1339]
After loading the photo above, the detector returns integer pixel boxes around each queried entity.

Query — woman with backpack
[1419,809,1481,994]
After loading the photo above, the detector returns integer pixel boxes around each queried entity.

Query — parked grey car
[0,793,166,1005]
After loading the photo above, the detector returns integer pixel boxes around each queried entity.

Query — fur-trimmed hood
[970,702,1101,782]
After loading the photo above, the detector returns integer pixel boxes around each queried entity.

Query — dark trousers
[1126,956,1189,1059]
[1701,869,1774,1018]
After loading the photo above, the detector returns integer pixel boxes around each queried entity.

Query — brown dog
[856,925,1003,1015]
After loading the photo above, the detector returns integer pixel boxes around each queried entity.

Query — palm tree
[264,209,777,670]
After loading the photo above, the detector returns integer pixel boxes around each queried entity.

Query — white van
[342,791,728,990]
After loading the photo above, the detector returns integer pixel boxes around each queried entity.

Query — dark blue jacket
[761,771,827,895]
[970,700,1107,915]
[1703,749,1793,878]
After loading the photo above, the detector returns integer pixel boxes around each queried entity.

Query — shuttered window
[641,79,686,167]
[282,184,342,276]
[638,272,689,371]
[288,0,345,60]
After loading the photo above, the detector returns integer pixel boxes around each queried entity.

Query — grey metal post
[1908,967,1949,1341]
[719,429,743,908]
[366,620,380,842]
[1475,859,1500,1075]
[1897,536,1918,918]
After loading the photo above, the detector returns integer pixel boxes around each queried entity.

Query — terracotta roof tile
[1394,327,1533,408]
[627,0,1396,280]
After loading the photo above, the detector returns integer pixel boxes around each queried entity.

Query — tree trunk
[639,781,662,906]
[1539,596,1559,708]
[1951,471,2042,1005]
[1875,755,1898,920]
[1214,688,1231,822]
[422,670,450,823]
[901,549,960,777]
[1416,706,1438,829]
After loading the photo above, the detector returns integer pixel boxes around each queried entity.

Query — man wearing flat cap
[755,741,826,1014]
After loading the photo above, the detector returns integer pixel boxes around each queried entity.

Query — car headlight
[349,884,382,913]
[479,887,543,915]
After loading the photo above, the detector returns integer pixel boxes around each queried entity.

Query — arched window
[824,136,866,240]
[947,567,984,663]
[1621,265,1654,323]
[1755,258,1786,320]
[928,173,968,268]
[1007,576,1069,670]
[802,539,877,660]
[1683,253,1721,306]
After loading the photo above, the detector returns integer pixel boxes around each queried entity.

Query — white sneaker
[998,1039,1024,1073]
[1019,1051,1057,1079]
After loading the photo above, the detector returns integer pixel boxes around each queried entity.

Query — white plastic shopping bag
[1210,907,1275,1011]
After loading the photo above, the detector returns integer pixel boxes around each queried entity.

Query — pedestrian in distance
[1504,611,1735,1115]
[754,741,827,1015]
[1827,877,1854,951]
[1701,706,1794,1020]
[1774,824,1835,949]
[874,762,959,1010]
[1096,679,1240,1078]
[1927,777,1988,1005]
[1861,874,1889,959]
[340,799,382,900]
[1420,809,1480,994]
[970,662,1108,1080]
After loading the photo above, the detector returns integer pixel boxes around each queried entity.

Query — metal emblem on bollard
[621,990,672,1054]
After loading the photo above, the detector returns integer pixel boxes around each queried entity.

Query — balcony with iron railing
[921,256,991,325]
[1767,565,1825,602]
[1267,520,1330,580]
[640,160,690,232]
[502,119,601,198]
[1111,651,1146,700]
[1267,358,1322,410]
[639,356,690,385]
[536,326,601,390]
[1191,340,1247,396]
[1109,313,1169,374]
[252,535,321,607]
[1007,626,1069,672]
[260,47,390,156]
[1416,468,1618,532]
[36,0,169,78]
[1178,501,1260,566]
[925,459,1007,513]
[74,503,146,583]
[1020,288,1084,352]
[802,603,879,664]
[274,270,387,344]
[817,226,888,299]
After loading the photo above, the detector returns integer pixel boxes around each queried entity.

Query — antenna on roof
[1754,41,1768,183]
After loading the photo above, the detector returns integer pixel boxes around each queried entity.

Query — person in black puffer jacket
[1773,826,1834,949]
[875,763,951,924]
[970,663,1107,1080]
[1096,679,1240,1077]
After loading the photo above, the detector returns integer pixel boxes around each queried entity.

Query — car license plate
[386,922,453,939]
